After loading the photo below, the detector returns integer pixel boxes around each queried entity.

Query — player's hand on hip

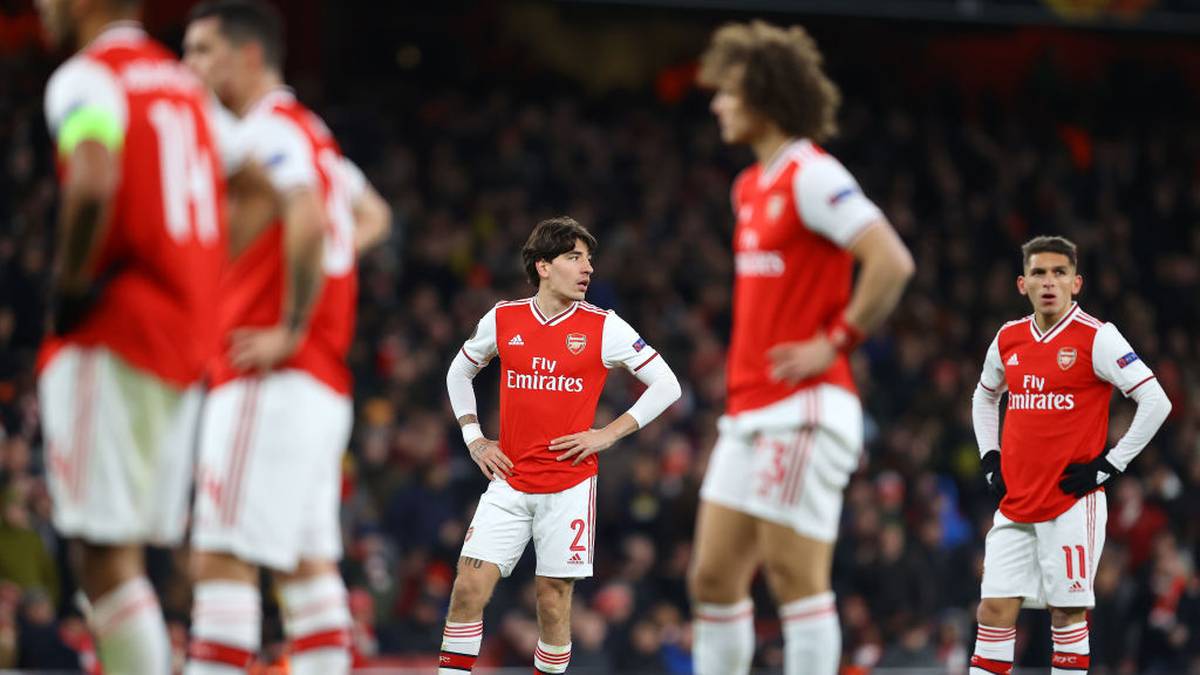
[468,438,512,480]
[1059,453,1121,498]
[229,324,302,371]
[767,335,837,384]
[550,428,615,466]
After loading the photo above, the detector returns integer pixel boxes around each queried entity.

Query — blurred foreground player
[35,0,225,671]
[438,217,681,673]
[182,1,390,673]
[969,236,1170,675]
[689,20,915,675]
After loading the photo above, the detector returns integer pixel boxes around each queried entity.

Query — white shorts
[192,370,352,572]
[460,476,597,579]
[39,346,200,546]
[700,385,863,542]
[981,491,1107,609]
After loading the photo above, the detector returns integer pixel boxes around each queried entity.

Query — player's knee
[449,573,492,616]
[688,557,739,602]
[535,581,572,627]
[190,550,256,584]
[1049,606,1087,627]
[976,598,1019,627]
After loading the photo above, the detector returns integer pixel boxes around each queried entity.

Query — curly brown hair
[521,216,597,287]
[698,20,841,143]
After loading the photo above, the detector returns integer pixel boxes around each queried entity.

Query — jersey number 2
[569,519,587,552]
[147,101,218,246]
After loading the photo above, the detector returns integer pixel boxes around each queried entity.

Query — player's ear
[1016,275,1028,296]
[1071,274,1083,295]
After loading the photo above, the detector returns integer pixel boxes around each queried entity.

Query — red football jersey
[727,140,882,414]
[460,300,659,493]
[980,304,1156,522]
[39,24,226,386]
[207,89,358,395]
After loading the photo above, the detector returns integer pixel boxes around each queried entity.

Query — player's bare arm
[228,187,326,370]
[352,181,391,254]
[50,139,118,334]
[457,413,514,480]
[768,220,913,383]
[550,412,639,466]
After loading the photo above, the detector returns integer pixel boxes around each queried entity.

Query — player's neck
[1034,303,1074,332]
[751,129,793,166]
[76,12,138,50]
[236,72,285,117]
[533,290,573,319]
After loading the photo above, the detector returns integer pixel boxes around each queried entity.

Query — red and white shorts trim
[700,384,862,542]
[39,346,200,545]
[461,475,597,578]
[192,370,352,571]
[982,491,1107,608]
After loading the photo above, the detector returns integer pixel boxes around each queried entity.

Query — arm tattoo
[286,259,320,332]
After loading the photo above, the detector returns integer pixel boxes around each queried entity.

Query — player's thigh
[981,510,1042,606]
[296,387,354,564]
[1037,491,1107,609]
[460,479,535,579]
[39,346,196,545]
[192,371,330,571]
[531,476,596,579]
[756,518,834,602]
[689,500,761,602]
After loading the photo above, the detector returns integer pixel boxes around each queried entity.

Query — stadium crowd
[2,15,1199,674]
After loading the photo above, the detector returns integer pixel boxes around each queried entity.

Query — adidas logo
[1068,580,1085,593]
[508,334,524,346]
[1006,353,1019,366]
[568,553,584,564]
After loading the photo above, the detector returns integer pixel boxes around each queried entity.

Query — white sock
[1051,621,1090,674]
[89,576,171,675]
[279,573,352,675]
[969,624,1016,675]
[439,620,483,673]
[185,580,261,675]
[692,599,754,675]
[534,639,571,673]
[781,591,840,675]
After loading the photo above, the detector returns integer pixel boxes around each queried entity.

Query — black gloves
[981,450,1006,500]
[1059,454,1121,498]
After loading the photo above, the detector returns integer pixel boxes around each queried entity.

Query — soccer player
[181,2,390,673]
[969,236,1171,675]
[439,217,681,674]
[35,0,225,672]
[689,21,916,675]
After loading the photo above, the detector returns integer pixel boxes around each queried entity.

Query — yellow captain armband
[57,105,124,158]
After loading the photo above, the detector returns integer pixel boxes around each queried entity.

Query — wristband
[827,315,865,355]
[462,422,483,447]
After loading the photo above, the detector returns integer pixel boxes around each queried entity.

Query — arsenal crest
[1057,347,1077,371]
[566,333,587,355]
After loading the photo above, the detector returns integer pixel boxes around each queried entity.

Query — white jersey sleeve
[44,56,128,148]
[239,112,317,193]
[978,335,1008,394]
[793,153,884,248]
[338,157,368,203]
[1091,322,1156,396]
[205,98,250,174]
[460,306,499,368]
[601,311,659,373]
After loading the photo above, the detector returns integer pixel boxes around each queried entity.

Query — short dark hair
[188,0,285,72]
[698,20,841,142]
[1021,235,1078,270]
[521,217,597,287]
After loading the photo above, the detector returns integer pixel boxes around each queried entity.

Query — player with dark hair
[438,217,680,674]
[969,236,1170,675]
